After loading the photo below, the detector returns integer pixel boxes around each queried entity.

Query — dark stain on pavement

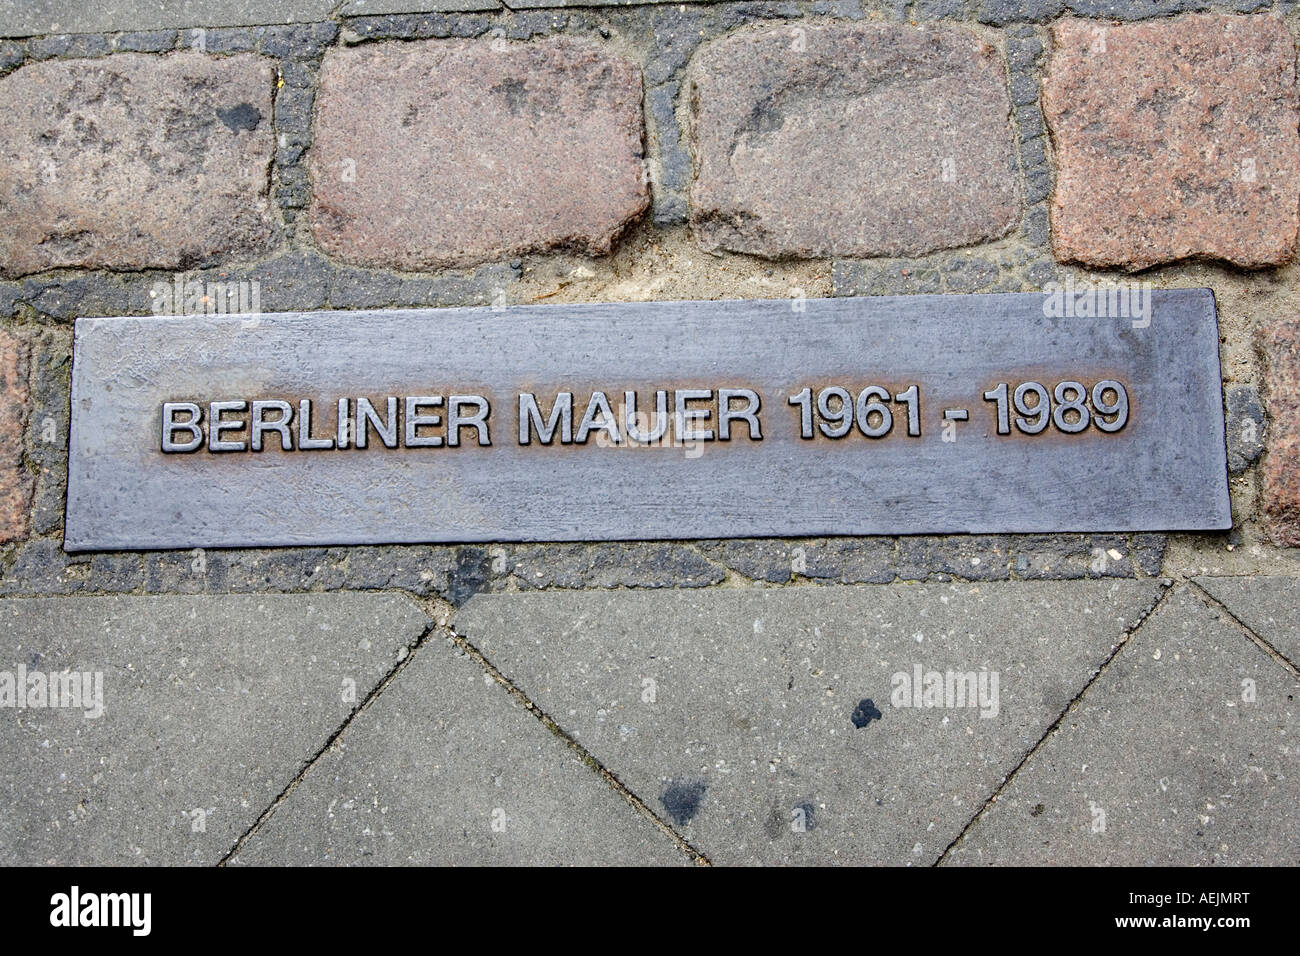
[217,103,262,132]
[661,778,707,826]
[851,698,882,728]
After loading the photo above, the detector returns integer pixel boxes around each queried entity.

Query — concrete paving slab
[230,630,687,865]
[454,581,1164,865]
[945,586,1300,865]
[1195,576,1300,667]
[0,1,336,37]
[0,593,428,864]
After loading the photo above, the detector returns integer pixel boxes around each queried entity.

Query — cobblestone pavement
[2,1,1299,864]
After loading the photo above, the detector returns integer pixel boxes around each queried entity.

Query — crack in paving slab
[0,592,428,865]
[453,579,1166,865]
[944,584,1300,865]
[227,615,690,865]
[1192,577,1300,675]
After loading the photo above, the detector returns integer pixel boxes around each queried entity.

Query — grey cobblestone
[329,264,512,309]
[1013,534,1137,579]
[1131,534,1168,576]
[647,81,690,225]
[27,34,111,59]
[143,550,228,594]
[195,27,258,53]
[808,0,870,15]
[112,30,179,53]
[259,22,340,58]
[1066,0,1210,17]
[26,329,70,537]
[250,251,336,311]
[506,542,726,590]
[1014,103,1044,142]
[340,0,502,10]
[1,531,1169,597]
[1224,384,1266,475]
[976,0,1064,23]
[798,539,896,583]
[274,167,312,211]
[916,0,974,16]
[341,13,493,41]
[19,275,138,321]
[637,6,712,86]
[927,535,1013,581]
[1023,205,1050,247]
[0,39,25,73]
[88,553,145,591]
[273,82,316,168]
[1,539,91,595]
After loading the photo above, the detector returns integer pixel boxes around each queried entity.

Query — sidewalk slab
[1195,576,1300,667]
[454,581,1163,865]
[230,631,686,865]
[0,593,428,865]
[0,1,336,37]
[945,586,1300,865]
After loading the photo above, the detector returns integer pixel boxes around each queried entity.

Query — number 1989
[982,380,1128,435]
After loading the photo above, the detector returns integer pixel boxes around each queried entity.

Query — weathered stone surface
[26,329,69,538]
[0,1,336,37]
[1259,319,1300,545]
[230,631,686,865]
[0,53,278,278]
[946,587,1300,865]
[1043,15,1300,271]
[28,34,110,60]
[311,38,648,270]
[0,594,428,865]
[113,31,180,54]
[456,581,1163,864]
[0,330,31,543]
[1224,384,1266,475]
[687,22,1020,259]
[1196,576,1300,666]
[340,0,501,11]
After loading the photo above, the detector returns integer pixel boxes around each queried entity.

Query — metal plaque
[65,290,1231,550]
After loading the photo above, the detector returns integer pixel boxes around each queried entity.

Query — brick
[0,53,277,279]
[0,330,31,543]
[687,22,1020,259]
[1044,15,1300,272]
[1260,319,1300,546]
[310,38,648,270]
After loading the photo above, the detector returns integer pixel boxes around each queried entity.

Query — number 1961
[982,380,1128,435]
[788,385,921,439]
